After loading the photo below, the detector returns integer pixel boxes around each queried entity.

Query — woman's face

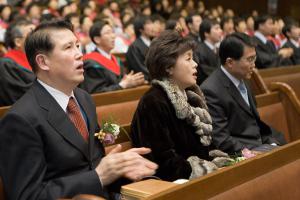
[168,49,198,90]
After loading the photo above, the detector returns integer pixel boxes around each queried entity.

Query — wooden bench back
[256,92,290,142]
[144,139,300,200]
[250,65,300,96]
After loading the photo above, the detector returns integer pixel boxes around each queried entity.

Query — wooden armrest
[121,179,177,199]
[59,194,106,200]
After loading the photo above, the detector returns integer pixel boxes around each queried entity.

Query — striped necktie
[67,97,89,141]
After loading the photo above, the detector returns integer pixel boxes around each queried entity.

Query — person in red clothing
[80,20,145,93]
[0,19,35,106]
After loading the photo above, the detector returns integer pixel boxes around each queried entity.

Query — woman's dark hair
[146,30,196,81]
[25,19,74,73]
[219,32,256,65]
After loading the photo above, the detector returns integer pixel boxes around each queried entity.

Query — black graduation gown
[79,51,124,94]
[126,37,149,80]
[254,36,292,68]
[282,40,300,65]
[0,57,35,106]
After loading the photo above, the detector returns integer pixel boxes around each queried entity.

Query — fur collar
[152,79,212,146]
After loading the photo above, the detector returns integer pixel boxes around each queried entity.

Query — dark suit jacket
[126,37,149,80]
[79,50,124,93]
[282,40,300,65]
[0,81,108,200]
[201,68,278,154]
[254,36,292,68]
[194,42,220,85]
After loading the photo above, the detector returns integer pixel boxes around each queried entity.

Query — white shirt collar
[37,79,75,112]
[254,31,268,44]
[140,36,151,47]
[97,47,111,59]
[221,65,241,89]
[290,39,300,48]
[204,40,216,51]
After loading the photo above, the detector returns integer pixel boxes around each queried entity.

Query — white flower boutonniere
[95,122,120,145]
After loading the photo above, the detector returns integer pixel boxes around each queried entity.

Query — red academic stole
[83,52,121,76]
[4,50,32,71]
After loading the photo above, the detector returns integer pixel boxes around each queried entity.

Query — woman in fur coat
[131,30,232,181]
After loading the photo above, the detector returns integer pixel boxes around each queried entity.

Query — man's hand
[95,144,158,186]
[119,71,145,88]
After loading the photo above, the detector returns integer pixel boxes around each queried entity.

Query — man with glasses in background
[201,32,286,155]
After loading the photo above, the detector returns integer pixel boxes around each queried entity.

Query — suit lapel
[217,68,253,116]
[32,81,90,160]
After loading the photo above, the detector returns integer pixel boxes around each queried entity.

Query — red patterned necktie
[67,97,89,142]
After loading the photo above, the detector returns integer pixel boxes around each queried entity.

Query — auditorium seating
[93,85,149,126]
[121,139,300,200]
[0,85,150,119]
[250,65,300,96]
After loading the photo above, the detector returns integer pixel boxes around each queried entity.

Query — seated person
[126,15,155,80]
[80,20,145,93]
[131,30,232,182]
[194,18,222,85]
[0,19,157,200]
[0,19,35,106]
[253,15,293,68]
[282,19,300,65]
[201,32,285,155]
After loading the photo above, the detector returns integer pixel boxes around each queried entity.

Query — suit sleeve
[0,113,105,200]
[202,88,246,154]
[80,60,122,93]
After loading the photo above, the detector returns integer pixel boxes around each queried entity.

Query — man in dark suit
[253,15,293,68]
[0,20,157,200]
[282,19,300,65]
[201,32,285,155]
[126,15,155,80]
[185,12,202,43]
[80,20,145,93]
[194,18,222,85]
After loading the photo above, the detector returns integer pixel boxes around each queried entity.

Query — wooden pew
[249,65,300,95]
[122,139,300,200]
[93,85,149,126]
[0,106,9,119]
[0,85,150,119]
[256,83,300,142]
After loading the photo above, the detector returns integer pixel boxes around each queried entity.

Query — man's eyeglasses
[241,55,257,64]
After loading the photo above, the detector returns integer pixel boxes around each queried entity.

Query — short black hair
[89,20,109,44]
[220,16,233,30]
[146,30,196,80]
[199,18,219,41]
[4,19,32,49]
[24,19,74,73]
[219,32,256,65]
[282,19,299,39]
[233,17,246,32]
[254,15,272,31]
[133,15,152,38]
[185,12,200,26]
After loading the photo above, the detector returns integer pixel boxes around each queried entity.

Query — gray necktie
[238,81,249,106]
